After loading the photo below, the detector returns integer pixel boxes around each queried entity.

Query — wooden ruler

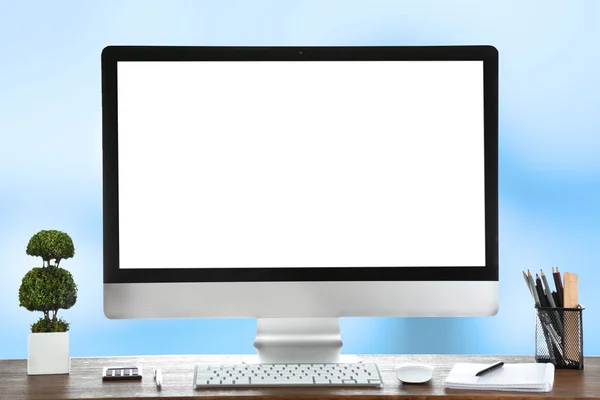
[563,272,579,361]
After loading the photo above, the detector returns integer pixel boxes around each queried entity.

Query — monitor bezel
[102,45,498,284]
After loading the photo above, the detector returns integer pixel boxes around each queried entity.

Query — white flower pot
[27,332,70,375]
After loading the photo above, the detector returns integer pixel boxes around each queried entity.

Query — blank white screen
[117,60,485,268]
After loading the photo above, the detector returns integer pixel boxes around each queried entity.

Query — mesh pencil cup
[534,305,584,369]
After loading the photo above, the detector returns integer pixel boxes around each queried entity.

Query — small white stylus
[153,368,162,388]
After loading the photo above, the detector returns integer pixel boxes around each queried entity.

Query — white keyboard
[194,363,383,388]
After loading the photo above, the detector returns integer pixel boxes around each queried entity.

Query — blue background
[1,0,599,359]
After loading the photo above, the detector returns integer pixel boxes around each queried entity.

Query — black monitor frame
[102,45,498,284]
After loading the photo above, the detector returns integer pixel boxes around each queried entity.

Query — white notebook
[444,362,555,392]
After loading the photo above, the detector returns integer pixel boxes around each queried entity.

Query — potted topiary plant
[18,230,78,375]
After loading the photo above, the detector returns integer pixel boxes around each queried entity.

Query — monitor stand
[253,318,357,364]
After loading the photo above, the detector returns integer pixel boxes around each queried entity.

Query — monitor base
[253,318,344,363]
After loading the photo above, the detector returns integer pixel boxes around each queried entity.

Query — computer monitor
[101,45,498,363]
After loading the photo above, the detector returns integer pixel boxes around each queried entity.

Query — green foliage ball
[18,266,78,313]
[31,317,70,333]
[26,230,74,263]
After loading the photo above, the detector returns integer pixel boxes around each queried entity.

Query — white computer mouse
[395,363,434,384]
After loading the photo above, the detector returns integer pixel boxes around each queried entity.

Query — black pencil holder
[534,306,584,369]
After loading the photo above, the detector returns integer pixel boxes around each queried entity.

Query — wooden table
[1,354,598,399]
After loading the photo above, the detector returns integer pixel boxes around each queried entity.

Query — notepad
[444,362,555,392]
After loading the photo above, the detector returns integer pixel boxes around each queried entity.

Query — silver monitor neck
[254,318,342,363]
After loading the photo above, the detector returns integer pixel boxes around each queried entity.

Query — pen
[475,361,504,377]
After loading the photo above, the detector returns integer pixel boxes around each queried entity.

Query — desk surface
[1,354,599,400]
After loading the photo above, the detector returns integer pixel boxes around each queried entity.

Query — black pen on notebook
[475,361,504,377]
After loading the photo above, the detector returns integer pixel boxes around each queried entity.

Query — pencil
[540,270,556,307]
[535,274,548,307]
[556,267,564,296]
[553,267,564,307]
[541,269,564,335]
[528,270,541,306]
[523,271,533,295]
